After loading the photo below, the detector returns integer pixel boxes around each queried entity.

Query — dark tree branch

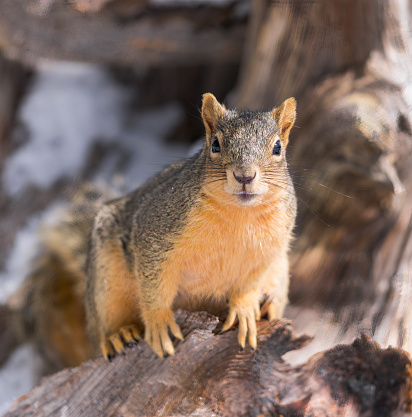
[0,1,246,67]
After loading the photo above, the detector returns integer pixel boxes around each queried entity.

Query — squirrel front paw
[100,324,142,361]
[144,309,184,358]
[222,297,261,350]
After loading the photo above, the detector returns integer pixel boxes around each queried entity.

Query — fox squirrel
[1,93,297,369]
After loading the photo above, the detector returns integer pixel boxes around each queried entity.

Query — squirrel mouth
[237,191,256,202]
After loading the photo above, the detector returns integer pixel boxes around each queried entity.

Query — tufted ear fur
[272,97,296,146]
[202,93,226,142]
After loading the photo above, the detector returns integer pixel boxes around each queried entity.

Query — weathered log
[0,0,246,67]
[4,311,412,417]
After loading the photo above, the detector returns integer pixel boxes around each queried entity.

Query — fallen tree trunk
[4,311,412,417]
[0,0,246,67]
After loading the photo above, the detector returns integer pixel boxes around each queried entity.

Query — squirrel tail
[0,183,113,371]
[0,248,88,372]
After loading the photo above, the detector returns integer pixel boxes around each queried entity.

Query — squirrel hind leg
[92,257,144,361]
[87,205,144,360]
[92,254,144,360]
[100,324,142,360]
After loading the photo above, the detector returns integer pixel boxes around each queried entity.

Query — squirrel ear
[202,93,225,139]
[272,98,297,145]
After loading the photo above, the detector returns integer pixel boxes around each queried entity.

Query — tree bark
[4,311,412,417]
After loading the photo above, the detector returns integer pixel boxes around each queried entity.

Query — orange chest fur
[164,198,290,298]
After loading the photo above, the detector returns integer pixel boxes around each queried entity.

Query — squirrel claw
[120,324,142,344]
[100,324,142,360]
[222,308,237,332]
[101,339,115,361]
[224,298,259,351]
[143,309,183,358]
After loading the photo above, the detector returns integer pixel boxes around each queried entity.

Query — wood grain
[4,311,412,417]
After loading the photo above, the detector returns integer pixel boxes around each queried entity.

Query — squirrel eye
[272,140,281,156]
[212,137,220,153]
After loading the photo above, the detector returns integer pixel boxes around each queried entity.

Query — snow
[0,345,42,417]
[3,63,131,196]
[0,61,191,414]
[0,202,65,304]
[103,104,188,191]
[2,62,188,197]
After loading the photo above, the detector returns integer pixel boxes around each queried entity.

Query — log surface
[5,311,412,417]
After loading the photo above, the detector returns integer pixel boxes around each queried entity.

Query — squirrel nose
[233,171,256,185]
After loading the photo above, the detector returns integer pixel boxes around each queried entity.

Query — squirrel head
[201,93,296,207]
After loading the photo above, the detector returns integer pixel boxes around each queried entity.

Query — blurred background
[1,0,412,413]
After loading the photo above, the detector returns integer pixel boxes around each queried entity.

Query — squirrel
[0,93,297,369]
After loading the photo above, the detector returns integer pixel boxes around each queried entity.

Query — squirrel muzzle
[225,165,268,205]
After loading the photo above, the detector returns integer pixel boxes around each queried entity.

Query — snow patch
[3,62,130,196]
[118,104,187,190]
[0,344,42,417]
[0,202,65,304]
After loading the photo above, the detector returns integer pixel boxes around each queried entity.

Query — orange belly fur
[165,193,290,303]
